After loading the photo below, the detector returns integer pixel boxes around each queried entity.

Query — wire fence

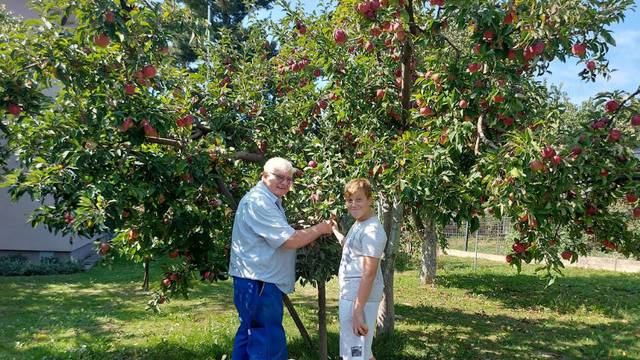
[439,217,627,259]
[443,217,513,255]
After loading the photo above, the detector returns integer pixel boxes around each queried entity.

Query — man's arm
[280,221,333,249]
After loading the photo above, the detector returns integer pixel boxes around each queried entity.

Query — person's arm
[280,220,333,249]
[352,256,380,336]
[331,220,345,246]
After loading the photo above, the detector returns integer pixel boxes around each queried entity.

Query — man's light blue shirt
[228,181,297,293]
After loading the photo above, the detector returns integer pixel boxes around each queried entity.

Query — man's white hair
[263,157,293,175]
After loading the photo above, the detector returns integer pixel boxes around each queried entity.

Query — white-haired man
[229,157,333,360]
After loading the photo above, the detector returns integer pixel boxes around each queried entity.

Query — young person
[332,178,387,360]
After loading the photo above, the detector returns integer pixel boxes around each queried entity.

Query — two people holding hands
[229,157,386,360]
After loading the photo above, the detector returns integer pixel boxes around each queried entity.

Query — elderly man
[229,157,333,360]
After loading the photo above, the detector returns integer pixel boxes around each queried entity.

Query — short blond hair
[344,178,373,199]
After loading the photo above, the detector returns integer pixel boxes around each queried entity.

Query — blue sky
[253,1,640,106]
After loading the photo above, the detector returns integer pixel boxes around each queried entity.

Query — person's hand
[352,310,368,337]
[316,220,333,234]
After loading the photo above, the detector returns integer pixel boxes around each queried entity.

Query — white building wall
[0,0,93,261]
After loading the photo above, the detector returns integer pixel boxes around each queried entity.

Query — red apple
[142,65,157,78]
[599,168,609,177]
[634,207,640,218]
[313,68,321,77]
[512,243,525,254]
[571,43,586,57]
[420,107,434,117]
[119,117,134,132]
[308,160,318,168]
[104,11,116,24]
[128,229,139,242]
[295,20,307,35]
[99,242,110,255]
[507,49,517,60]
[532,41,545,55]
[608,128,621,142]
[586,206,597,216]
[605,100,619,113]
[482,30,495,42]
[631,114,640,127]
[430,0,444,6]
[561,250,572,260]
[124,83,136,95]
[501,116,514,127]
[626,193,638,203]
[571,146,582,157]
[467,63,482,73]
[586,60,596,71]
[162,278,172,287]
[530,160,544,172]
[357,2,370,14]
[505,254,513,264]
[541,146,556,159]
[93,34,110,48]
[375,89,385,100]
[64,212,75,224]
[551,155,561,166]
[169,250,179,259]
[333,28,347,44]
[458,99,468,109]
[364,41,375,53]
[503,11,514,25]
[603,240,616,250]
[493,95,505,103]
[7,103,21,116]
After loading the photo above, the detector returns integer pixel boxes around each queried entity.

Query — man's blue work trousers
[232,277,287,360]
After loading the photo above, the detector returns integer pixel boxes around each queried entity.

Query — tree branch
[145,136,185,148]
[144,136,264,163]
[476,114,498,153]
[214,174,238,210]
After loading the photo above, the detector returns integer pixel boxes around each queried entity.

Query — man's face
[262,168,293,198]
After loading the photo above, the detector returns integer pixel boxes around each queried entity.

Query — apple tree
[262,0,640,337]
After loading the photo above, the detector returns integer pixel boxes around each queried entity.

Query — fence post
[473,230,479,271]
[463,221,470,251]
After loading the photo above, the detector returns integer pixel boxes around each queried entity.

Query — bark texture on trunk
[376,195,404,336]
[142,257,150,291]
[413,212,438,285]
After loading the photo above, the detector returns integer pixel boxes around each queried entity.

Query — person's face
[262,168,293,198]
[345,189,373,221]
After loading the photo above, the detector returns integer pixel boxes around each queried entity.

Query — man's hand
[316,220,333,235]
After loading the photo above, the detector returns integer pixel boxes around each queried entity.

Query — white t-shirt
[338,216,387,302]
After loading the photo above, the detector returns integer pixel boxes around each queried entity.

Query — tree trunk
[318,282,328,360]
[283,294,313,349]
[142,257,150,291]
[376,195,404,336]
[412,212,438,285]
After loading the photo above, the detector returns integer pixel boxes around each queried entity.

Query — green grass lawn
[0,256,639,360]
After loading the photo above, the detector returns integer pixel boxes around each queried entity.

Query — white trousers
[339,299,380,360]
